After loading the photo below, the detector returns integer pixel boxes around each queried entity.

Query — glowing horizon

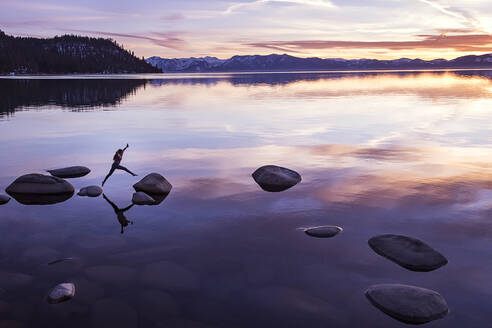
[3,0,492,60]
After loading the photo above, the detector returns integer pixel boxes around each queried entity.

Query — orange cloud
[246,33,492,53]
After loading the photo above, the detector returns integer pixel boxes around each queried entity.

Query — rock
[0,271,33,289]
[0,320,24,328]
[145,192,170,206]
[138,290,180,322]
[141,261,199,292]
[6,174,74,195]
[133,173,172,194]
[132,192,155,205]
[91,298,137,328]
[70,277,104,305]
[7,192,73,205]
[368,234,448,272]
[47,166,90,178]
[77,185,102,197]
[365,284,449,324]
[252,165,301,192]
[47,283,75,304]
[21,247,61,265]
[240,286,347,325]
[305,226,342,238]
[85,265,137,286]
[0,195,10,205]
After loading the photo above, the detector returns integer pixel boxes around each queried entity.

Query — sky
[3,0,492,60]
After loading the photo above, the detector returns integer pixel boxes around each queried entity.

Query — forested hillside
[0,30,161,74]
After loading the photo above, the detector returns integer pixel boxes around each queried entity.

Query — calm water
[1,71,492,327]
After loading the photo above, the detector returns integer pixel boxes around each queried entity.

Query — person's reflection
[103,194,134,234]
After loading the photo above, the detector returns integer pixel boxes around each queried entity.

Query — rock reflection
[8,191,74,205]
[102,194,134,234]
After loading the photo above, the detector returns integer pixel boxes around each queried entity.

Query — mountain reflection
[3,70,492,117]
[0,79,147,116]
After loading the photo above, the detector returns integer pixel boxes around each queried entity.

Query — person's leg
[102,164,117,186]
[116,165,137,176]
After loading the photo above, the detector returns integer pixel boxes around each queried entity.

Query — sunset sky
[3,0,492,60]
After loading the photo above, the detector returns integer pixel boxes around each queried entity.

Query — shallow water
[1,71,492,327]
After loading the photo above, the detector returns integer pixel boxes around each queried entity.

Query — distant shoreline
[2,67,492,78]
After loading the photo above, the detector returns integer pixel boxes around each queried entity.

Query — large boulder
[252,165,301,192]
[133,173,172,194]
[132,192,155,205]
[78,186,103,197]
[305,226,342,238]
[47,166,90,178]
[0,194,10,205]
[368,234,447,272]
[365,284,449,324]
[6,174,74,195]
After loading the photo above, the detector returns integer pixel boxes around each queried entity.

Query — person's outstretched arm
[122,144,129,153]
[121,203,135,212]
[103,193,119,212]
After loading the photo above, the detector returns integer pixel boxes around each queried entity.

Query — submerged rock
[6,174,74,195]
[0,194,10,205]
[368,234,447,272]
[132,192,155,205]
[47,166,90,178]
[85,265,137,286]
[305,226,342,238]
[91,298,137,328]
[252,165,301,192]
[133,173,172,194]
[0,270,33,289]
[140,261,199,292]
[78,186,103,197]
[365,284,449,324]
[47,283,75,304]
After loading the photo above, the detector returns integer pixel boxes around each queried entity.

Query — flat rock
[365,284,449,324]
[0,271,33,289]
[0,195,10,205]
[78,185,103,197]
[21,247,61,265]
[85,265,137,286]
[252,165,301,192]
[141,261,199,292]
[132,192,155,205]
[305,226,342,238]
[91,298,137,328]
[6,174,74,195]
[47,283,75,304]
[138,290,180,322]
[0,320,24,328]
[368,234,448,272]
[133,173,172,194]
[240,286,346,325]
[47,166,90,178]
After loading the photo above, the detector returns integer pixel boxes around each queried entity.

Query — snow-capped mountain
[146,53,492,72]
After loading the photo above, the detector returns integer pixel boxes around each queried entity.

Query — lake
[0,70,491,327]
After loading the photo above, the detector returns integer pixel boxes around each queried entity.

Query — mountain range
[146,53,492,72]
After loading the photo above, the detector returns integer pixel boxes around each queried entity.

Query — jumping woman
[102,144,137,186]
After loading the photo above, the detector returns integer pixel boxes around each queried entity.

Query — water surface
[1,71,492,327]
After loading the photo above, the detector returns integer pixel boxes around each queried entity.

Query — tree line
[0,30,161,74]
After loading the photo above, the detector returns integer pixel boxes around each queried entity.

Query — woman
[102,144,137,186]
